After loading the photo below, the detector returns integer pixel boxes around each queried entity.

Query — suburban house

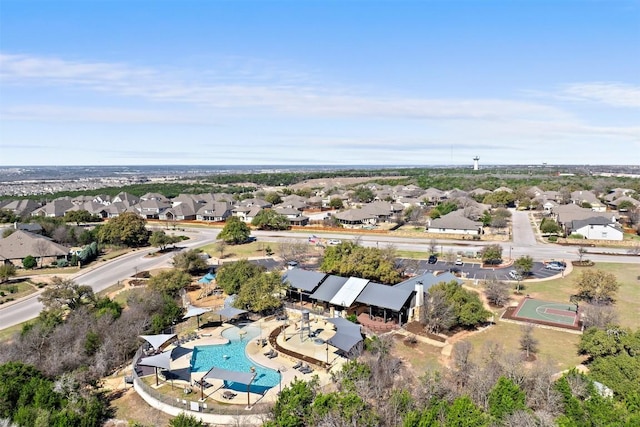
[0,199,41,217]
[333,208,378,228]
[159,202,197,221]
[31,199,75,217]
[273,206,309,226]
[0,230,70,267]
[133,199,171,219]
[607,196,640,211]
[569,217,624,241]
[196,202,233,222]
[571,190,606,212]
[426,211,483,235]
[551,204,618,233]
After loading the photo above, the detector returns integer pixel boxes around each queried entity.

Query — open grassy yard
[392,335,443,374]
[462,321,586,371]
[523,262,640,329]
[0,280,38,304]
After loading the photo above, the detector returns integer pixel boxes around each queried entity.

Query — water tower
[473,156,480,171]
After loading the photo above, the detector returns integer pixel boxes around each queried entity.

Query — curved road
[1,221,637,330]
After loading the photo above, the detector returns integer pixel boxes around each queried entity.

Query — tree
[484,279,510,307]
[428,281,491,329]
[430,201,458,219]
[214,240,227,259]
[63,209,99,225]
[218,216,251,244]
[39,276,95,311]
[172,249,208,274]
[580,303,619,330]
[320,242,403,284]
[234,271,285,313]
[575,269,619,305]
[0,264,16,283]
[352,187,375,203]
[540,218,562,234]
[329,197,343,209]
[479,244,502,265]
[519,323,539,359]
[513,255,533,292]
[22,255,37,269]
[148,269,192,298]
[33,239,50,268]
[488,377,526,421]
[429,239,438,254]
[577,246,588,263]
[446,396,488,427]
[149,230,179,251]
[97,212,149,247]
[264,191,282,205]
[216,259,265,295]
[421,287,456,334]
[169,412,206,427]
[251,209,290,230]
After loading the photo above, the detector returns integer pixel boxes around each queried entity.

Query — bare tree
[214,240,227,259]
[519,323,539,360]
[484,279,510,307]
[448,341,475,392]
[580,303,619,329]
[429,239,438,254]
[277,239,308,264]
[421,289,456,334]
[577,246,587,263]
[33,239,50,268]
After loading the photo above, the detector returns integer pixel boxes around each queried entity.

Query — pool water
[190,325,280,393]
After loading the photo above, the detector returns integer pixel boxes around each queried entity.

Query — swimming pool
[190,325,280,393]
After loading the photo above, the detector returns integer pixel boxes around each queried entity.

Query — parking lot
[398,259,563,282]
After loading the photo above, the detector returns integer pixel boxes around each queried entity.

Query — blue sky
[1,0,639,166]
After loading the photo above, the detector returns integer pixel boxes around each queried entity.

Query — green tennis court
[512,297,579,327]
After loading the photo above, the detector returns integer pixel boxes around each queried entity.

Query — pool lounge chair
[267,350,278,359]
[292,360,302,369]
[263,349,275,357]
[222,390,237,400]
[300,365,313,374]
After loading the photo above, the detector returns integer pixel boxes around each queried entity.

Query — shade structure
[139,333,176,351]
[183,305,212,319]
[326,317,363,353]
[215,306,247,320]
[138,345,194,386]
[202,366,256,386]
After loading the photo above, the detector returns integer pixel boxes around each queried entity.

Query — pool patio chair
[292,360,302,369]
[267,350,279,359]
[263,348,275,357]
[300,365,313,374]
[222,390,237,400]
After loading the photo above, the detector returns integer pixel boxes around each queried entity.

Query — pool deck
[163,316,344,406]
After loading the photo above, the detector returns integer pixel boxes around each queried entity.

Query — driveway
[511,210,538,247]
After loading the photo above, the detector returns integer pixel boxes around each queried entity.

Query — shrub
[569,233,585,239]
[548,235,558,242]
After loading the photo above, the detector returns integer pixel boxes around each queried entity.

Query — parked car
[509,270,523,280]
[545,261,566,271]
[455,257,463,266]
[428,255,438,264]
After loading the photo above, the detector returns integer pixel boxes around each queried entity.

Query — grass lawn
[0,280,38,304]
[113,288,147,306]
[200,241,272,259]
[0,321,27,342]
[392,336,443,374]
[523,262,640,329]
[15,266,80,276]
[463,321,586,371]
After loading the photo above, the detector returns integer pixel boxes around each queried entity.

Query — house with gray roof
[333,208,378,228]
[31,199,75,217]
[196,201,232,222]
[426,211,483,235]
[552,204,617,231]
[0,230,70,267]
[159,201,197,221]
[569,217,623,241]
[133,199,171,219]
[0,199,41,217]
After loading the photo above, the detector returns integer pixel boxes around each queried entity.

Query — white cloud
[1,52,567,122]
[561,82,640,107]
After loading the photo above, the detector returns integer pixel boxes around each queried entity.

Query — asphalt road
[1,221,637,330]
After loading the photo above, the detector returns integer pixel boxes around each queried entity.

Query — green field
[0,280,38,305]
[463,321,586,371]
[524,262,640,329]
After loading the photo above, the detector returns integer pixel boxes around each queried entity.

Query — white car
[455,257,463,265]
[509,270,523,281]
[328,239,342,245]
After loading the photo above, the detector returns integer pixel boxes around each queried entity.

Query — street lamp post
[326,341,329,364]
[509,246,513,261]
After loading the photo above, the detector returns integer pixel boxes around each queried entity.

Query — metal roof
[356,282,414,312]
[393,272,462,293]
[329,277,369,307]
[326,318,363,353]
[282,268,327,293]
[309,275,348,302]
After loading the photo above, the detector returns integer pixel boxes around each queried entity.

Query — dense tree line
[320,241,404,284]
[265,335,639,426]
